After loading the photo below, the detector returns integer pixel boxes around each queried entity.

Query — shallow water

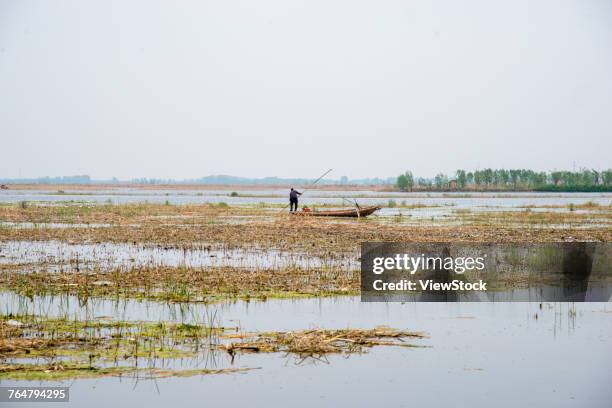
[1,293,611,407]
[2,190,610,227]
[0,221,112,229]
[1,188,611,407]
[2,189,610,210]
[0,240,357,271]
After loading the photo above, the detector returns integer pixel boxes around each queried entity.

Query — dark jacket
[289,190,301,200]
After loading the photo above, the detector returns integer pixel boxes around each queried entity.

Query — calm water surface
[1,294,611,408]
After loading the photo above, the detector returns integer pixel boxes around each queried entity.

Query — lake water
[1,293,611,407]
[0,240,357,271]
[1,188,610,407]
[1,188,610,225]
[1,188,610,209]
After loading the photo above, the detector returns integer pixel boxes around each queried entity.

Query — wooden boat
[291,205,381,218]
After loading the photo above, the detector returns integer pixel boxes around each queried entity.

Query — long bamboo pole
[281,169,333,212]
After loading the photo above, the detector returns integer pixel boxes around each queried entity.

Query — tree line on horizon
[395,169,612,192]
[0,174,397,186]
[2,170,611,191]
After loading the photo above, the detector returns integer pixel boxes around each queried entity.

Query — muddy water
[0,240,358,271]
[1,292,611,407]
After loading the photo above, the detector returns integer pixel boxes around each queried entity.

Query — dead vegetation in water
[0,314,226,359]
[0,363,254,380]
[0,203,608,303]
[0,202,609,304]
[0,314,254,380]
[519,202,610,211]
[0,314,425,379]
[0,265,359,301]
[455,208,612,229]
[0,202,261,226]
[1,202,610,251]
[1,214,609,252]
[221,327,427,362]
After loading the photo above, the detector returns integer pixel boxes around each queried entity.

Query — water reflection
[0,240,357,271]
[2,292,611,407]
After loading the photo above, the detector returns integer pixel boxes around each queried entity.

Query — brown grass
[0,264,359,301]
[2,203,610,252]
[222,327,427,361]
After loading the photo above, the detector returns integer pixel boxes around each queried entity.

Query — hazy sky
[1,0,611,180]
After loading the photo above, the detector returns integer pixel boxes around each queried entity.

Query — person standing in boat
[289,188,302,212]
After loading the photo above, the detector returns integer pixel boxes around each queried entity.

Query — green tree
[396,174,409,191]
[396,171,414,191]
[498,169,510,186]
[404,171,414,191]
[603,170,612,186]
[456,169,467,188]
[509,170,520,188]
[474,170,484,186]
[434,173,448,189]
[466,172,474,185]
[417,178,432,189]
[482,168,493,185]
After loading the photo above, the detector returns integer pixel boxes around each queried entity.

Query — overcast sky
[0,0,610,180]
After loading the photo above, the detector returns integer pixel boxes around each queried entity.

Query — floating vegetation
[0,314,226,359]
[0,313,252,380]
[222,327,427,363]
[0,314,425,379]
[0,364,254,381]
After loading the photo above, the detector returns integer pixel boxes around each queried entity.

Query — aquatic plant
[222,327,427,362]
[0,264,359,302]
[0,315,426,379]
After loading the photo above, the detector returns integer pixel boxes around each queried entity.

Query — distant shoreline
[1,183,611,193]
[0,183,390,192]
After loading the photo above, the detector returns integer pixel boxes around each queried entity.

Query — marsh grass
[451,208,611,231]
[0,264,359,302]
[2,207,608,254]
[0,313,242,380]
[1,202,609,250]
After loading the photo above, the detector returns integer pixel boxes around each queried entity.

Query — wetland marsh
[0,186,610,406]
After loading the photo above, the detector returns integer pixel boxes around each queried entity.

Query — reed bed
[454,209,612,230]
[0,202,609,304]
[0,265,359,302]
[2,202,610,249]
[1,214,609,253]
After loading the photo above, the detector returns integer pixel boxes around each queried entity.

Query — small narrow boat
[291,205,381,218]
